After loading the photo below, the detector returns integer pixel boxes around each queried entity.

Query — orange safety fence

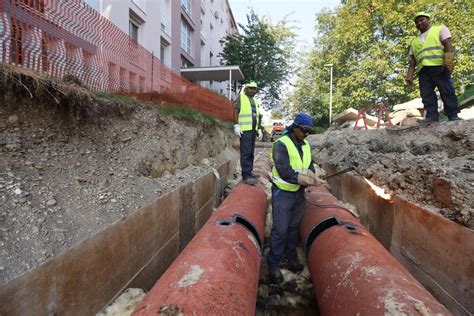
[0,0,234,121]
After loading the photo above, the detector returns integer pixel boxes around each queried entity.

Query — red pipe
[300,185,450,315]
[133,155,271,316]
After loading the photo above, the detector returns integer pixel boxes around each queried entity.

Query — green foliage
[311,126,327,134]
[157,106,216,123]
[271,109,284,120]
[287,0,473,121]
[219,10,297,108]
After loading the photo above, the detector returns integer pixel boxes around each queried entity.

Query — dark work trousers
[418,66,459,121]
[240,130,256,179]
[267,185,305,269]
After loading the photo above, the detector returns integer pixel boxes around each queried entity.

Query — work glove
[405,66,415,86]
[313,165,326,179]
[258,129,263,141]
[297,173,316,186]
[233,124,242,138]
[307,169,328,186]
[443,52,454,74]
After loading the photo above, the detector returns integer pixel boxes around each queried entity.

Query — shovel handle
[325,166,355,180]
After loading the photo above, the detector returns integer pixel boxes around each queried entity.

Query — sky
[228,0,341,49]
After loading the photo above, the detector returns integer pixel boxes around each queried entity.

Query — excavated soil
[309,120,474,229]
[0,83,237,286]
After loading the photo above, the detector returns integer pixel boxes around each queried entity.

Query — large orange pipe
[133,154,271,316]
[300,185,450,315]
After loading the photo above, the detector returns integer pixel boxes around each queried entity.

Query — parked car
[271,120,285,141]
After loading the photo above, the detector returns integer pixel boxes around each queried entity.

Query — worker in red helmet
[268,113,326,284]
[406,11,461,123]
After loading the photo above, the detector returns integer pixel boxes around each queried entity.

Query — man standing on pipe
[268,112,326,284]
[234,81,264,185]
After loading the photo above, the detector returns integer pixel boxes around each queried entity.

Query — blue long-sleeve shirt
[272,133,315,185]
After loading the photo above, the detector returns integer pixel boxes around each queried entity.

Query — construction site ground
[0,75,236,286]
[1,68,473,308]
[309,121,474,230]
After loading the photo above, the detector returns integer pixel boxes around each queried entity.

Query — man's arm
[406,54,416,86]
[234,95,241,124]
[441,37,454,74]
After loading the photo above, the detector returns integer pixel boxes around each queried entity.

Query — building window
[181,57,192,68]
[129,21,139,42]
[10,18,23,65]
[129,10,145,43]
[181,0,191,15]
[181,19,192,55]
[160,42,170,67]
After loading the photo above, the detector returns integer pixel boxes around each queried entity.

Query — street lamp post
[324,64,334,126]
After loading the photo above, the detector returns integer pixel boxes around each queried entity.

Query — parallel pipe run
[133,155,271,316]
[300,185,450,316]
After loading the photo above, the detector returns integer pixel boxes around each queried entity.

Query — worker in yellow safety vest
[233,81,264,185]
[406,11,460,123]
[267,113,326,284]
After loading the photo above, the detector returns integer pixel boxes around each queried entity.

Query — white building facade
[85,0,239,97]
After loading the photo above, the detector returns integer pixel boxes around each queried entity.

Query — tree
[219,10,297,108]
[287,0,473,121]
[271,109,283,120]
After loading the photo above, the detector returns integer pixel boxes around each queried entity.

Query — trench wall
[325,164,474,316]
[0,159,237,316]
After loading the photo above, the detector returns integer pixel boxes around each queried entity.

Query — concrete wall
[0,159,236,315]
[325,164,474,316]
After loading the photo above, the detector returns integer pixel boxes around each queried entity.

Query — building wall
[199,0,238,96]
[87,0,238,96]
[85,0,161,57]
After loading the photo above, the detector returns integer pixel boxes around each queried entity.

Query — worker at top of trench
[268,112,326,284]
[406,11,461,123]
[233,81,264,185]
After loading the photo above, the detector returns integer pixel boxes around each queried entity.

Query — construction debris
[310,119,474,229]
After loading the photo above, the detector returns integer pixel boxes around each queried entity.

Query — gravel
[0,97,237,286]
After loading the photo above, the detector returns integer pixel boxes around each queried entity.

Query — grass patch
[157,105,216,123]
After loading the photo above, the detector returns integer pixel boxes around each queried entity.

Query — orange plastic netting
[0,0,234,121]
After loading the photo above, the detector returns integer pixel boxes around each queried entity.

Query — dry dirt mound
[0,69,237,285]
[309,121,474,229]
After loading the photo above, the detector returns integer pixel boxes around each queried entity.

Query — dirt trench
[309,120,474,229]
[0,81,237,286]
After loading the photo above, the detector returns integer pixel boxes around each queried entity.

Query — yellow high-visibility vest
[271,135,312,192]
[411,25,444,72]
[238,94,260,132]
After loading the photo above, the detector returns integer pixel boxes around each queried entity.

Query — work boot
[269,267,283,284]
[243,176,258,185]
[287,259,304,273]
[419,118,439,125]
[448,116,462,121]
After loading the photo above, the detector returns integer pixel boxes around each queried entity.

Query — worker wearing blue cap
[406,11,460,122]
[268,112,326,284]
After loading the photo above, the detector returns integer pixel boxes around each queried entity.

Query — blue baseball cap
[294,112,313,127]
